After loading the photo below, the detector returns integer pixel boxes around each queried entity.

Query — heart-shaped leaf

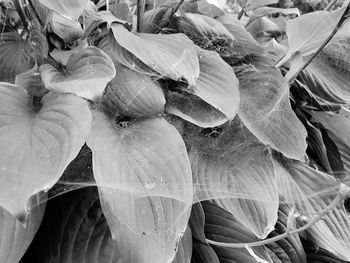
[184,117,279,238]
[86,111,193,263]
[0,194,45,263]
[0,82,91,221]
[102,64,165,118]
[202,201,273,262]
[39,0,88,19]
[111,23,199,86]
[184,48,240,120]
[237,67,307,161]
[40,46,116,101]
[165,90,228,128]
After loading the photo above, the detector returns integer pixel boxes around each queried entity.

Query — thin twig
[324,0,338,11]
[171,0,185,17]
[287,2,350,84]
[136,0,145,32]
[28,0,43,28]
[206,187,349,248]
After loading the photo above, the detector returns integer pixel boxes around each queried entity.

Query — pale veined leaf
[300,38,350,104]
[102,64,165,117]
[237,67,307,161]
[184,48,240,120]
[172,226,192,263]
[274,157,350,261]
[278,2,350,67]
[184,117,279,238]
[202,201,273,263]
[86,110,193,263]
[304,240,349,263]
[182,1,225,18]
[0,194,45,263]
[141,7,173,33]
[38,0,88,20]
[217,14,265,57]
[40,46,116,101]
[165,90,229,128]
[244,0,279,12]
[176,13,235,57]
[266,203,307,263]
[111,23,199,86]
[249,6,300,24]
[50,12,84,42]
[0,82,91,222]
[0,31,48,82]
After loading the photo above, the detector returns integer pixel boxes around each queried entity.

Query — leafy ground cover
[0,0,350,262]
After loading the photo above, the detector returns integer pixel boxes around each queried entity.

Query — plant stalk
[27,0,43,28]
[324,0,338,11]
[136,0,145,32]
[13,0,31,33]
[171,0,185,17]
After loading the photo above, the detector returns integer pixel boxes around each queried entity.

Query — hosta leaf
[184,117,279,238]
[38,0,88,19]
[141,7,173,33]
[102,64,165,117]
[86,111,193,263]
[40,46,116,101]
[165,90,228,128]
[301,38,350,104]
[237,67,307,161]
[50,12,84,42]
[303,240,349,263]
[202,201,273,263]
[266,203,307,263]
[50,40,89,66]
[218,15,265,58]
[246,17,283,42]
[0,82,91,221]
[244,0,279,12]
[15,64,48,97]
[182,1,225,18]
[279,3,350,66]
[0,195,45,263]
[111,23,199,86]
[0,31,48,82]
[274,157,350,261]
[250,7,300,22]
[185,48,240,120]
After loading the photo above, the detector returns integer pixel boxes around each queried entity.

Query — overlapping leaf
[172,226,192,263]
[0,195,45,263]
[40,46,116,101]
[182,1,224,18]
[86,111,193,263]
[0,82,91,222]
[244,0,279,12]
[165,90,228,128]
[102,64,165,117]
[50,12,84,42]
[202,201,273,262]
[39,0,87,19]
[111,23,199,85]
[274,157,350,261]
[237,67,307,161]
[185,117,279,238]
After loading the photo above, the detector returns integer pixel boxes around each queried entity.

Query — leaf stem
[171,0,185,17]
[205,185,350,248]
[13,0,31,33]
[324,0,337,11]
[136,0,145,32]
[287,2,350,84]
[238,0,247,20]
[27,0,43,28]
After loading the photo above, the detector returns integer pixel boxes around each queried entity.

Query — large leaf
[0,31,48,82]
[50,12,84,42]
[202,201,273,263]
[165,90,228,128]
[274,156,350,261]
[172,226,192,263]
[300,38,350,104]
[303,240,349,263]
[237,67,307,161]
[111,23,199,86]
[38,0,88,19]
[102,64,165,117]
[182,1,225,18]
[0,195,45,263]
[40,46,116,101]
[0,82,91,221]
[245,0,279,12]
[86,111,193,263]
[184,117,279,238]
